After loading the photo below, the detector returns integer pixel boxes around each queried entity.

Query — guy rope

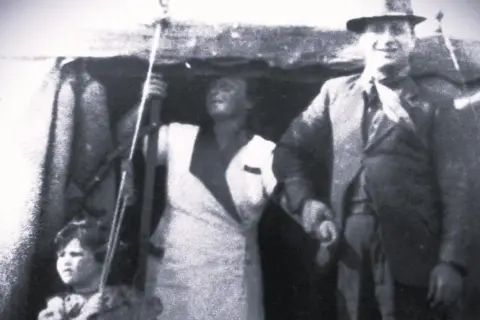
[435,9,477,118]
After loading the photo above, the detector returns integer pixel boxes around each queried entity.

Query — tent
[2,2,480,318]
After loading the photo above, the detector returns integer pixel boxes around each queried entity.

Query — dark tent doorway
[26,56,341,320]
[96,57,339,320]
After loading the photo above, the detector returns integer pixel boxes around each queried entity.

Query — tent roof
[2,0,480,85]
[9,22,479,84]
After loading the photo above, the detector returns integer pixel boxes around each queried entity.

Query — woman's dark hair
[54,217,110,263]
[207,76,259,106]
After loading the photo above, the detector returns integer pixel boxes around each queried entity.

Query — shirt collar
[358,65,419,100]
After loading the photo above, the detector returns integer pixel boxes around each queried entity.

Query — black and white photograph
[0,0,480,319]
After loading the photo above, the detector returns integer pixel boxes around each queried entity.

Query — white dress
[145,123,277,320]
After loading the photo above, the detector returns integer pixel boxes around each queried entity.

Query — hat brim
[346,15,426,33]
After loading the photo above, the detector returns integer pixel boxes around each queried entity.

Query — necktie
[363,83,384,145]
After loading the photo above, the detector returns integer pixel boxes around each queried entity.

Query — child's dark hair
[54,217,110,263]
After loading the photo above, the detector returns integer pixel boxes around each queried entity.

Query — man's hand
[315,220,338,246]
[314,220,339,269]
[427,262,464,307]
[301,199,334,234]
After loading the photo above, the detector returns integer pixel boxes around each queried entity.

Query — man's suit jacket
[273,73,475,286]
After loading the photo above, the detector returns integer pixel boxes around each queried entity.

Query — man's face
[359,18,416,73]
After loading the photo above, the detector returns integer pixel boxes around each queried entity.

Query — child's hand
[64,294,87,318]
[38,297,65,320]
[46,297,64,310]
[38,308,64,320]
[80,292,105,317]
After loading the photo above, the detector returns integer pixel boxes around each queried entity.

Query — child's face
[56,239,102,287]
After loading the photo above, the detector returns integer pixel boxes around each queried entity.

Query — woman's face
[56,239,102,287]
[206,77,249,120]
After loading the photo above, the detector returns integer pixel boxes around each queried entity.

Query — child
[37,218,162,320]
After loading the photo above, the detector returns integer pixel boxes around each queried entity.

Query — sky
[71,0,480,39]
[1,0,479,57]
[165,0,480,38]
[3,0,480,38]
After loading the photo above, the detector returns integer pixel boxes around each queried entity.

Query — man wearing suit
[272,0,474,319]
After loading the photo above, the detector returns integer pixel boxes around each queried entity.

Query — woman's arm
[119,74,169,202]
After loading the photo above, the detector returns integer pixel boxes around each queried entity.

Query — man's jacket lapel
[329,82,365,227]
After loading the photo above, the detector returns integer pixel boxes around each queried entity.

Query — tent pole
[136,97,162,290]
[98,22,163,293]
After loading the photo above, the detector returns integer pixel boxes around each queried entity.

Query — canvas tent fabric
[0,58,63,319]
[2,0,480,84]
[2,4,480,318]
[5,21,480,85]
[0,59,118,319]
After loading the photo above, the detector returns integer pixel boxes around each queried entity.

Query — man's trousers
[336,213,395,320]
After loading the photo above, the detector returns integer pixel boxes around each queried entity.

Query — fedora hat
[346,0,426,33]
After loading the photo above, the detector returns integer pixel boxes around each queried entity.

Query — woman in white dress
[124,75,278,320]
